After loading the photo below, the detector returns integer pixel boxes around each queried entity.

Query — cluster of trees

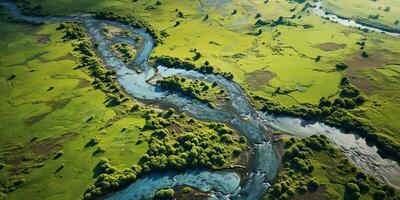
[140,110,244,172]
[154,56,234,80]
[255,16,297,28]
[154,189,174,200]
[156,75,227,107]
[267,135,329,199]
[57,23,86,41]
[0,175,25,194]
[15,0,44,16]
[94,12,162,45]
[140,121,242,172]
[58,23,129,107]
[355,17,400,34]
[266,135,400,200]
[112,43,135,63]
[83,158,142,199]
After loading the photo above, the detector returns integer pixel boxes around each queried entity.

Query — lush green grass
[0,18,148,199]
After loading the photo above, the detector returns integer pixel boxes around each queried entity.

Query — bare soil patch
[246,70,275,90]
[344,52,387,95]
[75,78,91,89]
[36,35,49,43]
[1,132,78,175]
[293,186,332,200]
[314,42,346,51]
[345,71,377,95]
[345,52,385,68]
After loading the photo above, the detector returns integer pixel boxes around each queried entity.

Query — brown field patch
[75,78,91,89]
[1,132,78,175]
[246,70,276,90]
[24,99,71,126]
[36,35,49,43]
[343,52,390,95]
[345,73,377,95]
[345,52,386,68]
[314,42,346,51]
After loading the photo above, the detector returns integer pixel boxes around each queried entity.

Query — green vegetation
[0,14,149,199]
[157,75,229,108]
[154,188,174,200]
[2,0,400,199]
[94,11,161,45]
[111,42,137,64]
[83,109,245,199]
[15,0,400,165]
[266,135,400,200]
[154,56,234,80]
[0,12,244,200]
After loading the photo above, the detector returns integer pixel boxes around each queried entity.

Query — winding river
[1,0,399,199]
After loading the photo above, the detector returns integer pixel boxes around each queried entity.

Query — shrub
[336,63,348,71]
[154,189,174,200]
[53,151,64,159]
[307,179,319,192]
[373,190,386,200]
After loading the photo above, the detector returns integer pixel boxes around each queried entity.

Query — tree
[307,179,319,192]
[346,182,361,199]
[333,97,345,108]
[154,189,174,200]
[373,190,386,200]
[335,63,348,71]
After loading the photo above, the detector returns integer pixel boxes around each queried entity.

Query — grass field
[1,0,400,199]
[0,19,149,199]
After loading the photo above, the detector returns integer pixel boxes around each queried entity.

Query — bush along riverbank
[94,11,162,45]
[152,55,234,81]
[157,75,230,109]
[266,135,400,200]
[57,22,132,107]
[83,109,246,199]
[253,78,399,163]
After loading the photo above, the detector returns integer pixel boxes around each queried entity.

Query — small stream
[1,0,399,199]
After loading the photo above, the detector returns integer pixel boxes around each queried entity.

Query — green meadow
[1,0,400,199]
[0,19,150,199]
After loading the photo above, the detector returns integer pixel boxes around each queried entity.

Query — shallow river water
[1,1,399,199]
